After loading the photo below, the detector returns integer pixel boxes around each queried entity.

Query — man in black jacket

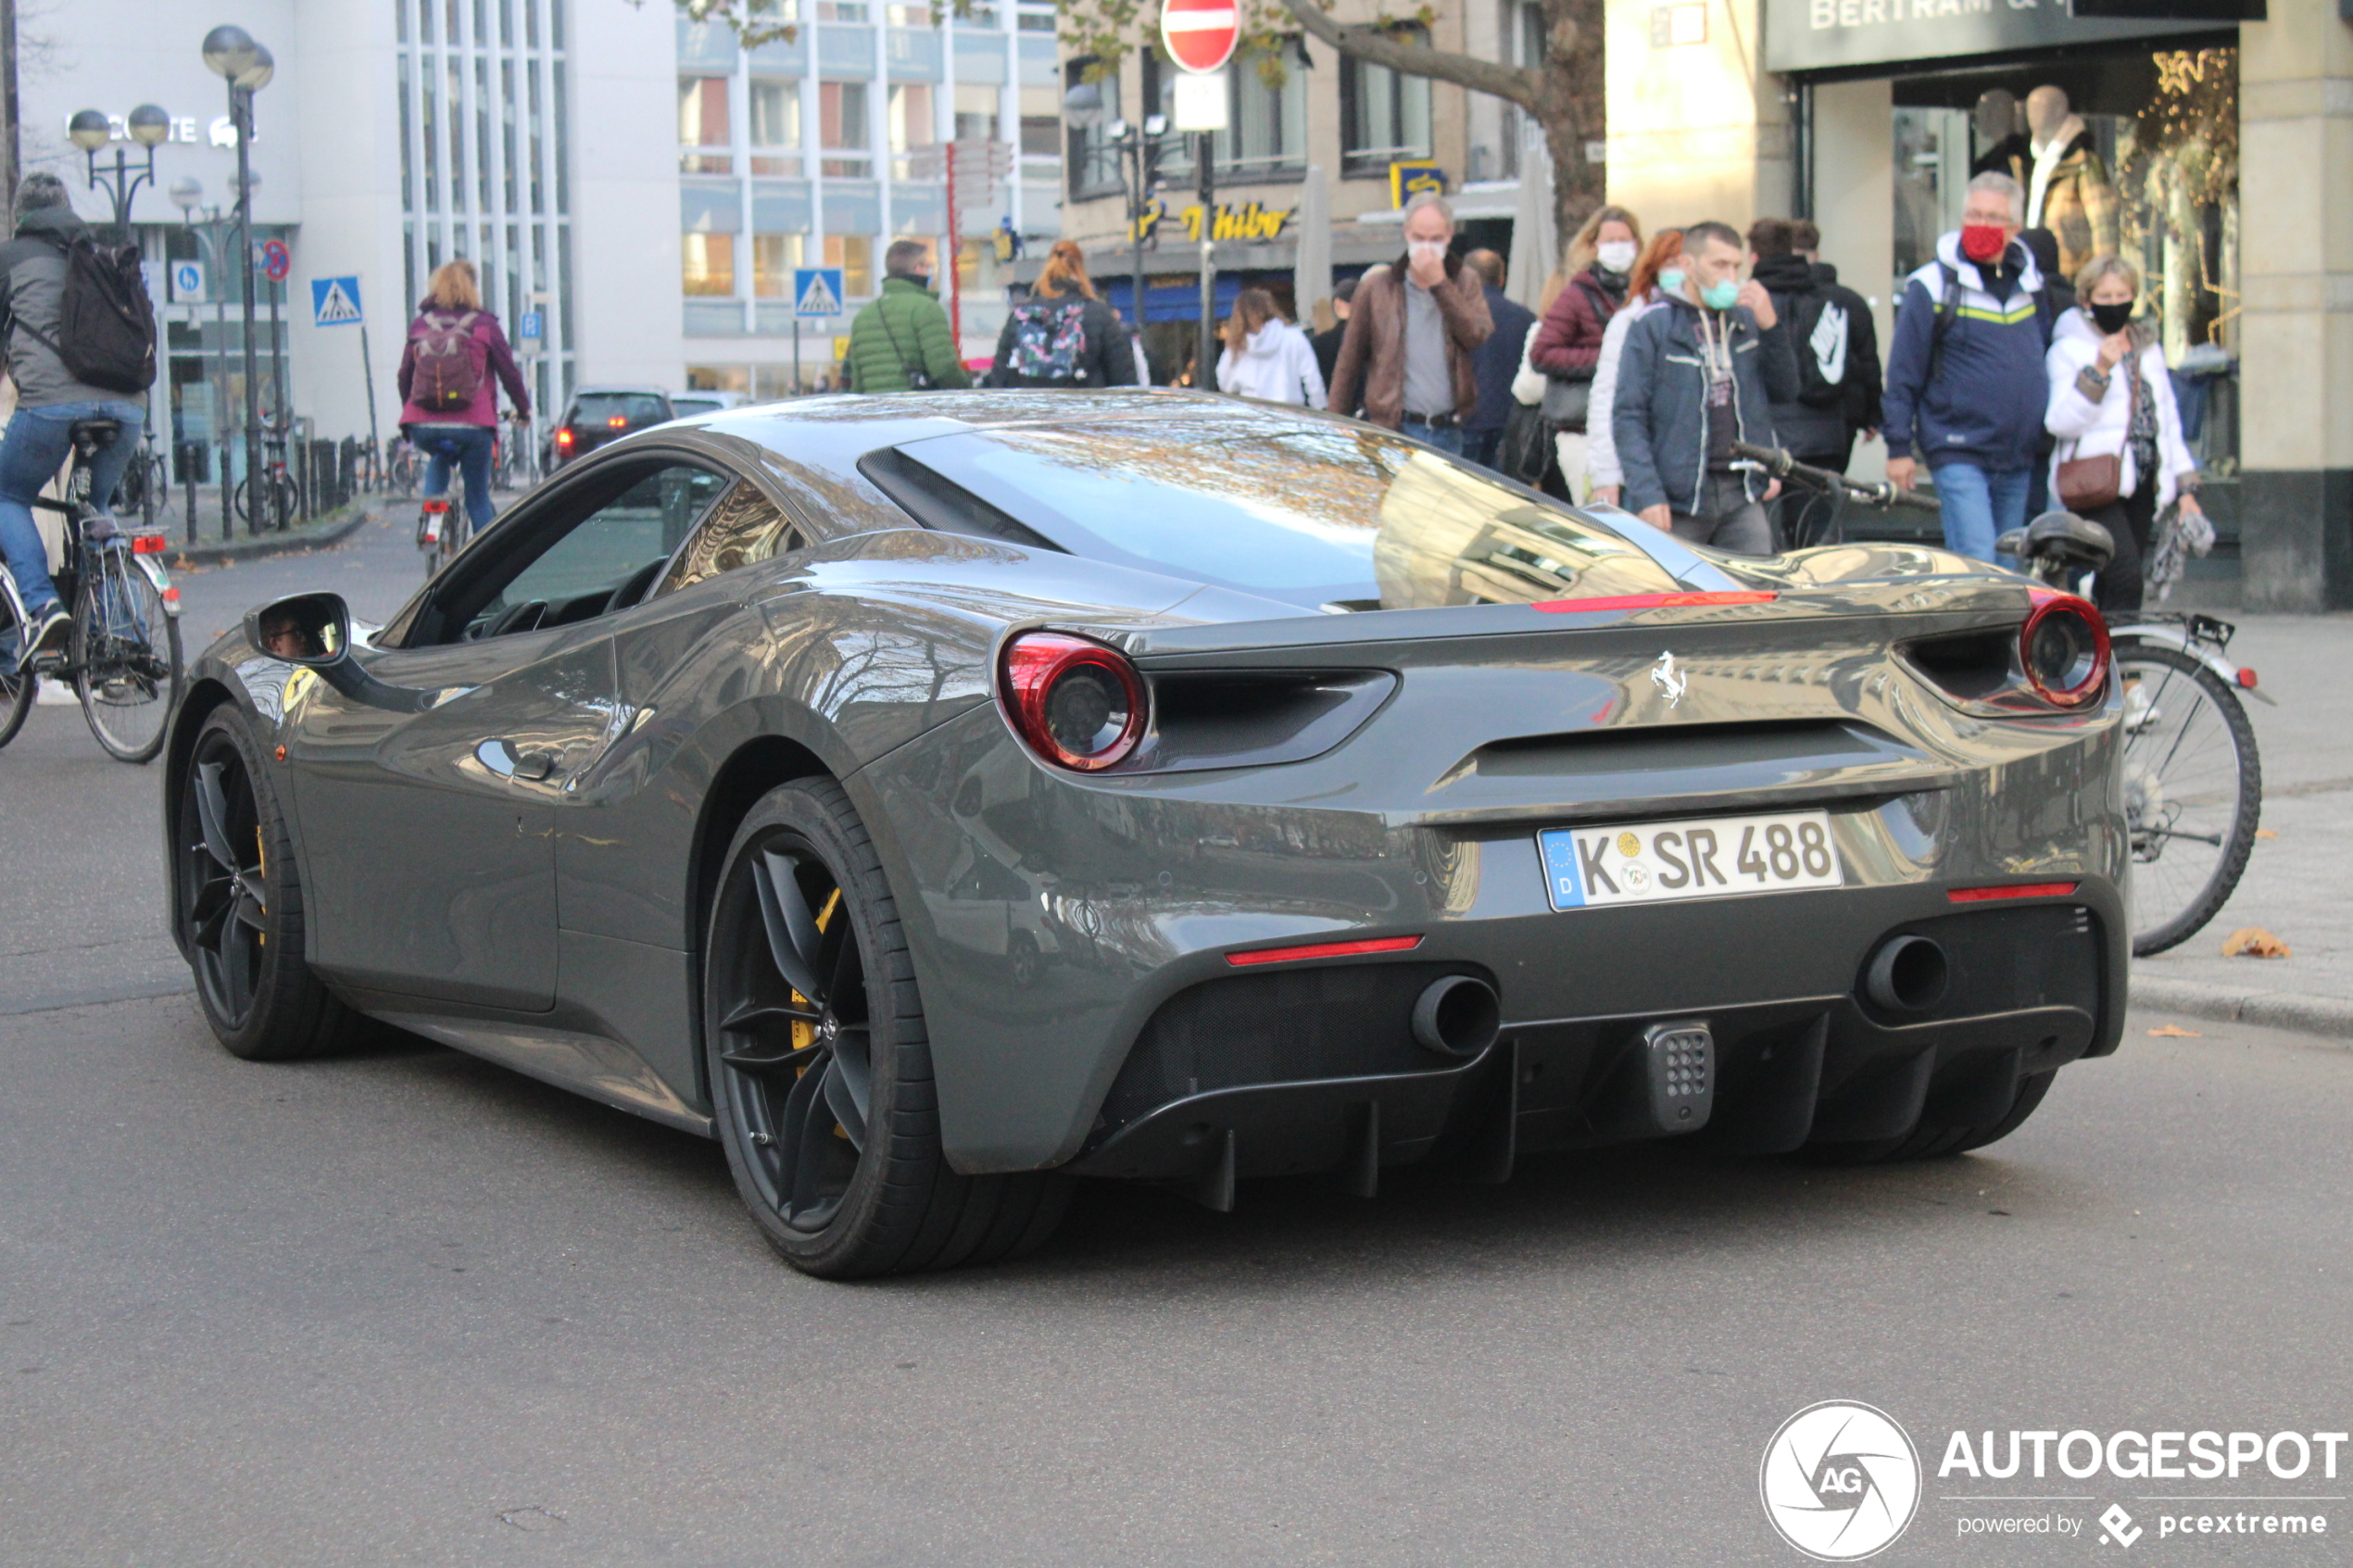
[1310,275,1356,392]
[0,175,148,664]
[1751,219,1882,545]
[1613,221,1800,555]
[1461,249,1537,472]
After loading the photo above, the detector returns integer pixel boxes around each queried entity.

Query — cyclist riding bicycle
[395,258,531,549]
[0,173,152,667]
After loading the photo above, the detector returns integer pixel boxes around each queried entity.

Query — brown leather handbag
[2055,353,2136,512]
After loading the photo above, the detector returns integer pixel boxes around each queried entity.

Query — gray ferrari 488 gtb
[165,392,2125,1276]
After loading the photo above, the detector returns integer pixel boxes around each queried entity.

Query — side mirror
[245,591,353,667]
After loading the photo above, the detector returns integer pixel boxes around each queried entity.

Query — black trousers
[2087,482,2158,617]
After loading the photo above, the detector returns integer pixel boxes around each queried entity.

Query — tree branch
[1271,0,1542,111]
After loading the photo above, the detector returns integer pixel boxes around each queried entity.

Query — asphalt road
[4,513,2347,1565]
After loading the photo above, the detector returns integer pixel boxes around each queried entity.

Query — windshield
[571,393,671,427]
[885,410,1702,609]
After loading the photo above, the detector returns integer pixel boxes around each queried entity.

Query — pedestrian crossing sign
[794,268,845,319]
[310,276,364,326]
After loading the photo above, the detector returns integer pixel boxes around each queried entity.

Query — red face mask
[1960,223,2008,264]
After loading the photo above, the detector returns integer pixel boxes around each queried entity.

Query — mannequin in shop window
[2023,85,2119,280]
[1969,90,2030,185]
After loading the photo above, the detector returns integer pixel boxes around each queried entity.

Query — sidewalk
[2128,614,2353,1040]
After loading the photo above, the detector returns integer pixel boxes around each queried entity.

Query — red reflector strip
[1532,591,1779,614]
[161,587,180,603]
[131,533,169,555]
[2237,668,2258,689]
[1947,882,2080,903]
[1226,935,1423,968]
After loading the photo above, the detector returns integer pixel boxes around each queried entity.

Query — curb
[2130,973,2353,1043]
[168,501,384,568]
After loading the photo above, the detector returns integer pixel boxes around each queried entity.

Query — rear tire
[704,777,1070,1279]
[1799,1072,2057,1165]
[72,550,182,764]
[177,708,364,1060]
[0,601,32,749]
[2116,644,2261,956]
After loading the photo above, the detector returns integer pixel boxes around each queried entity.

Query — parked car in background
[670,389,750,420]
[547,386,674,470]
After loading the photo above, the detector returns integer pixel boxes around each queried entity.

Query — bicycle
[233,412,304,531]
[115,431,175,530]
[1996,510,2267,957]
[416,494,466,579]
[1730,439,1936,548]
[385,439,421,498]
[0,418,186,761]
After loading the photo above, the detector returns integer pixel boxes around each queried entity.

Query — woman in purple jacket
[396,259,532,542]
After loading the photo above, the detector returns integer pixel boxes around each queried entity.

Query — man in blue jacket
[1881,172,2052,562]
[1461,248,1536,472]
[1613,221,1800,555]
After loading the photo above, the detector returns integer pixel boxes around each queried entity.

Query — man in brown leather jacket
[1327,192,1492,454]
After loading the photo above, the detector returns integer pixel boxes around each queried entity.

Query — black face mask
[2089,301,2134,334]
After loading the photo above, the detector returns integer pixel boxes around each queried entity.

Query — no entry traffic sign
[1160,0,1239,74]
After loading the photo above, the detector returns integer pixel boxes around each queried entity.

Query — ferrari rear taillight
[1000,631,1147,771]
[2019,596,2108,709]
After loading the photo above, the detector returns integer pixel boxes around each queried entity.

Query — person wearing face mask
[1327,192,1492,450]
[846,240,973,393]
[1610,220,1799,554]
[2044,256,2201,618]
[1881,171,2055,562]
[1526,205,1642,491]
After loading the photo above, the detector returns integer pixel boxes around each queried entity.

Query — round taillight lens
[2018,595,2109,708]
[1000,632,1147,771]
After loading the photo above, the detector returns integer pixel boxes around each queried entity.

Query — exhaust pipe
[1412,974,1500,1058]
[1865,934,1949,1013]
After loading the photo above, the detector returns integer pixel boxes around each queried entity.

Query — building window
[820,81,872,176]
[1225,38,1308,180]
[1065,58,1122,201]
[684,232,736,295]
[753,232,804,296]
[1340,32,1433,180]
[680,74,733,174]
[889,82,937,180]
[816,1,867,19]
[1499,0,1543,181]
[823,233,873,297]
[749,78,800,174]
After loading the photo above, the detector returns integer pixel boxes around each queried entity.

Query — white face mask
[1406,239,1448,269]
[1596,240,1639,275]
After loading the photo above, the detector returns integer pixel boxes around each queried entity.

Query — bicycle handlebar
[1730,440,1939,514]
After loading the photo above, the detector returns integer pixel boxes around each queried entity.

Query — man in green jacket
[846,240,972,393]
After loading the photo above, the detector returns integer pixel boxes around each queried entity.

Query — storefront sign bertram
[1761,0,2221,73]
[1134,201,1297,243]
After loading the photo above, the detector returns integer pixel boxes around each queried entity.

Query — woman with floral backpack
[396,258,531,545]
[987,242,1137,390]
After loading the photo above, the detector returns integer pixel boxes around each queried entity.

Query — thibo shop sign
[1762,0,2221,72]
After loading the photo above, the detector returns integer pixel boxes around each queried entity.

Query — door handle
[510,747,560,781]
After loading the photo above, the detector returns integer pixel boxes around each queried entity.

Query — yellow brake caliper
[788,887,852,1142]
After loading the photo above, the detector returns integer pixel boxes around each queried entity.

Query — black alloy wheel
[177,709,359,1060]
[706,778,1070,1278]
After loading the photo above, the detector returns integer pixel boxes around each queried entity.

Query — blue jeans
[0,399,145,615]
[1929,459,2030,564]
[1401,417,1465,458]
[412,422,497,532]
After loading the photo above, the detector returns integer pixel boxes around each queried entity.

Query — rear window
[883,411,1689,609]
[570,393,671,427]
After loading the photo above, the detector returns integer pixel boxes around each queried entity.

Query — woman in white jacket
[1215,288,1327,408]
[2045,256,2203,616]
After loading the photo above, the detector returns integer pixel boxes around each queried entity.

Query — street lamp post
[66,105,171,234]
[1062,83,1171,383]
[170,177,237,543]
[203,24,271,536]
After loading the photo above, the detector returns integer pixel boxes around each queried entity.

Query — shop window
[1065,58,1123,201]
[1340,32,1433,181]
[824,233,874,297]
[752,232,805,296]
[680,75,734,175]
[686,364,753,392]
[684,232,736,295]
[749,79,800,175]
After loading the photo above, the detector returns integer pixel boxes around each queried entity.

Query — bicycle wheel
[2115,643,2261,956]
[71,546,183,764]
[0,599,33,750]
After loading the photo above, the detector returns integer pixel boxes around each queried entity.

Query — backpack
[1787,288,1850,408]
[5,232,156,394]
[1000,300,1089,385]
[1925,259,2054,385]
[409,308,485,412]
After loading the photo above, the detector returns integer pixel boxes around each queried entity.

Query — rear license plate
[1538,809,1843,911]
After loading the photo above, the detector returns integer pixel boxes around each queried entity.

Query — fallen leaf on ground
[2146,1024,2201,1037]
[2221,926,2291,959]
[2255,828,2278,839]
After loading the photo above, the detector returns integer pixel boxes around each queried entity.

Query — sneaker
[18,605,69,668]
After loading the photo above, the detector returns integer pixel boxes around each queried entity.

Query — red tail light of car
[2019,595,2109,709]
[607,414,628,430]
[1000,631,1147,772]
[555,428,576,452]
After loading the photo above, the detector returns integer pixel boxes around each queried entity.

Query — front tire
[177,708,361,1060]
[2116,644,2261,956]
[704,777,1069,1278]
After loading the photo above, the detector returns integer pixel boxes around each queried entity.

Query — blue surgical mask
[1702,279,1742,311]
[1656,269,1686,297]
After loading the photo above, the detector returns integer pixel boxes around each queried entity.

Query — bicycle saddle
[2020,509,2115,571]
[69,419,123,456]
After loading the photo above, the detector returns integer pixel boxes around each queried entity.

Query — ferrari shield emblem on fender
[1650,651,1687,708]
